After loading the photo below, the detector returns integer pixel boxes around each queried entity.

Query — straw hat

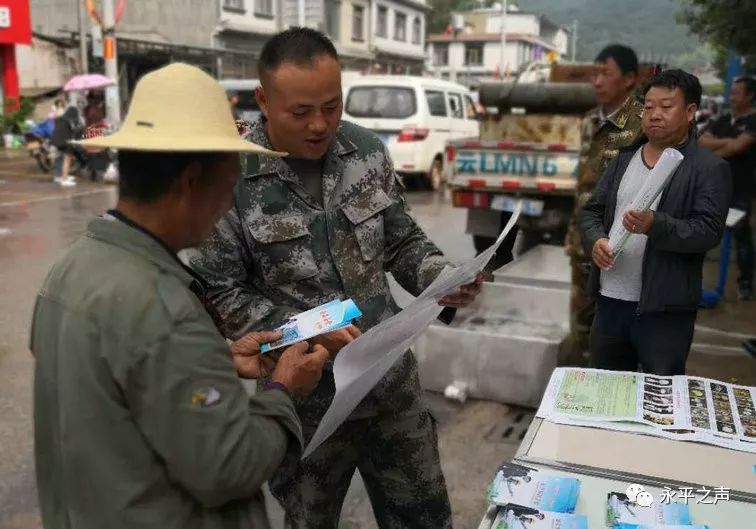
[77,63,284,156]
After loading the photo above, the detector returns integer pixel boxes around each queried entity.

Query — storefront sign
[0,1,31,45]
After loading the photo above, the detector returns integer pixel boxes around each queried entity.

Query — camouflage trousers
[559,255,595,366]
[269,407,451,529]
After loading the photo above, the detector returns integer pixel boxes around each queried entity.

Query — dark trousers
[590,295,697,375]
[732,199,754,287]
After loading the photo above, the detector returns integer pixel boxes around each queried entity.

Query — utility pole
[571,19,578,62]
[499,0,507,79]
[102,0,121,125]
[298,0,305,27]
[76,0,89,73]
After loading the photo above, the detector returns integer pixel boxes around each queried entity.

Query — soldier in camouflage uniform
[562,45,645,365]
[190,28,482,529]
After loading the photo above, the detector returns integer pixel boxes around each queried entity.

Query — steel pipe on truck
[479,82,597,113]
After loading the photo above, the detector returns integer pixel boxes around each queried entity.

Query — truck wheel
[427,159,442,191]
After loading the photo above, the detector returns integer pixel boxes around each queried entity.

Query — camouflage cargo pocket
[341,187,391,262]
[247,215,318,284]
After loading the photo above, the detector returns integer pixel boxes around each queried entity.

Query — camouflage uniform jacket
[566,96,644,258]
[190,118,448,423]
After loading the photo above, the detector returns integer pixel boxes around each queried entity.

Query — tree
[679,0,756,68]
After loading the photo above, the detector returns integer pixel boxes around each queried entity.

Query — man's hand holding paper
[271,343,331,396]
[592,238,615,271]
[231,331,331,396]
[232,331,281,378]
[622,210,654,235]
[438,272,485,308]
[310,324,362,357]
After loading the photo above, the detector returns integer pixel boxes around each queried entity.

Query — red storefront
[0,1,31,112]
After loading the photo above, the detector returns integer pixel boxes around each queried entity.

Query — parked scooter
[24,119,56,173]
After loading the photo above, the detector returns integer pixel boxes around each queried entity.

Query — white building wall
[16,38,78,93]
[449,42,466,68]
[341,0,370,49]
[481,41,521,71]
[429,40,522,73]
[553,28,569,56]
[219,0,279,34]
[484,13,539,35]
[281,0,325,30]
[372,0,426,59]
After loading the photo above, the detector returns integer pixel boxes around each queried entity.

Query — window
[448,93,464,119]
[376,6,388,38]
[345,87,417,119]
[394,12,407,41]
[352,4,365,41]
[255,0,273,16]
[433,44,449,66]
[325,0,339,37]
[223,0,245,12]
[425,90,447,117]
[464,95,478,120]
[465,44,483,66]
[412,17,422,44]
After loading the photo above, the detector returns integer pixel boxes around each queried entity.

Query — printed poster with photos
[536,368,756,454]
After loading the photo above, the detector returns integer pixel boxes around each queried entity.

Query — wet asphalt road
[1,155,754,529]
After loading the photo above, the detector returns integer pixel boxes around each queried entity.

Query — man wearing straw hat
[191,28,482,528]
[30,63,331,529]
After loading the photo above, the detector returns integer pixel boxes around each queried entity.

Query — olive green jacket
[566,96,645,259]
[31,213,302,529]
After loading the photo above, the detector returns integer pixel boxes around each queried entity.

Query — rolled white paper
[608,147,684,257]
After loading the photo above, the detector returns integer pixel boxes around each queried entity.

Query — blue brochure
[493,506,588,529]
[607,492,692,527]
[615,525,709,529]
[487,463,580,513]
[260,299,362,353]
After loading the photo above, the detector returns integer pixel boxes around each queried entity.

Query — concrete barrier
[413,245,570,407]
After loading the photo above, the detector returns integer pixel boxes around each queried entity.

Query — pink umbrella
[63,74,114,92]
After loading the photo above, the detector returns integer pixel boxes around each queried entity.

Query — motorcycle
[24,119,56,173]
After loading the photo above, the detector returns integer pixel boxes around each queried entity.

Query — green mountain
[519,0,711,68]
[427,0,712,69]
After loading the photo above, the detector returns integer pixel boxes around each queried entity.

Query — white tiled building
[425,4,570,86]
[276,0,428,74]
[369,0,428,74]
[217,0,282,77]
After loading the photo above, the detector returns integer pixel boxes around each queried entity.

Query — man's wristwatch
[265,381,290,397]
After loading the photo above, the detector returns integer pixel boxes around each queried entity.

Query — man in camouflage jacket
[562,45,645,365]
[191,28,481,529]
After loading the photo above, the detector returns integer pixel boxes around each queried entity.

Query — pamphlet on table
[492,506,588,529]
[615,525,711,529]
[536,368,756,453]
[607,492,692,526]
[487,463,580,513]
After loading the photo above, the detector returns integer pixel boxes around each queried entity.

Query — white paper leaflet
[608,148,684,256]
[302,203,523,458]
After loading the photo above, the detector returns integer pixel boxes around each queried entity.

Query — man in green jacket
[30,63,330,529]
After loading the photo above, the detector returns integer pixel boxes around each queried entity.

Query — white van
[342,76,479,190]
[219,79,261,122]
